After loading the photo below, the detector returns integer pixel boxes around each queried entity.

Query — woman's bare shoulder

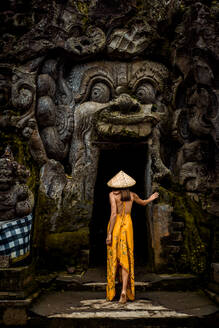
[109,191,120,198]
[109,191,114,198]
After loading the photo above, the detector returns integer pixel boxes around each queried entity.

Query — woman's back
[111,189,155,216]
[111,191,134,215]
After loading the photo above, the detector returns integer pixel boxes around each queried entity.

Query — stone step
[29,290,219,328]
[0,265,36,292]
[0,291,28,300]
[0,265,38,300]
[54,271,200,292]
[0,292,40,326]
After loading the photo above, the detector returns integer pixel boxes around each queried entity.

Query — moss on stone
[41,228,89,269]
[77,1,88,16]
[0,130,39,195]
[158,186,211,275]
[33,182,91,269]
[45,228,89,253]
[74,0,89,27]
[33,188,58,252]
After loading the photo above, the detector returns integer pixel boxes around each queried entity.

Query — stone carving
[34,59,171,187]
[0,147,34,221]
[36,60,74,161]
[66,61,170,198]
[107,23,158,57]
[0,60,48,166]
[0,0,218,275]
[0,2,106,62]
[64,27,106,56]
[187,87,213,136]
[172,3,219,90]
[32,58,172,270]
[175,140,212,193]
[152,203,185,268]
[170,1,219,220]
[0,0,182,63]
[0,65,12,129]
[171,109,190,143]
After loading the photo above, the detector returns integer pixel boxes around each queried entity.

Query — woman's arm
[133,192,159,206]
[106,192,117,245]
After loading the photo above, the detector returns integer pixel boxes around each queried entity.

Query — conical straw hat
[107,170,136,188]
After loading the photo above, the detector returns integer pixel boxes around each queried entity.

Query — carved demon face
[35,59,171,198]
[68,61,169,140]
[36,59,170,183]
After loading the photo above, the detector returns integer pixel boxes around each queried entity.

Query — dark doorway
[89,144,148,267]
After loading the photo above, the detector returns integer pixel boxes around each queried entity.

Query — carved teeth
[98,104,159,125]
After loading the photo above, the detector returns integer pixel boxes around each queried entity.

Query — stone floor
[31,289,219,317]
[1,269,218,327]
[29,288,219,327]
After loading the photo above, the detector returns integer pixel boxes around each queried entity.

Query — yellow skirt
[106,212,135,301]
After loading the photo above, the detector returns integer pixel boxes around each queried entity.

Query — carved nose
[114,93,140,113]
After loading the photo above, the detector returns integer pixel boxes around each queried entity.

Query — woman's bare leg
[119,267,128,303]
[122,267,128,293]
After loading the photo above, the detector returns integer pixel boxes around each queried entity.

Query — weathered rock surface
[0,147,34,221]
[0,0,218,274]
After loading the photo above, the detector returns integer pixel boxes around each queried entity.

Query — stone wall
[0,0,218,274]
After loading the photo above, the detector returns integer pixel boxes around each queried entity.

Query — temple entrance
[89,143,149,267]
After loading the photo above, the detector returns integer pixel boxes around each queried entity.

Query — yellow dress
[106,202,135,301]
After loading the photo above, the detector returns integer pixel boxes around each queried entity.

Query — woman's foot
[119,291,127,304]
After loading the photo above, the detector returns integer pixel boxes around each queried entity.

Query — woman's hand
[149,192,159,202]
[106,233,112,245]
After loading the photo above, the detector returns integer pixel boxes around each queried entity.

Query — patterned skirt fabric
[0,214,32,262]
[106,212,135,301]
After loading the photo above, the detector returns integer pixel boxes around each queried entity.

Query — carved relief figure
[66,60,170,198]
[0,147,34,221]
[34,59,171,201]
[0,146,34,266]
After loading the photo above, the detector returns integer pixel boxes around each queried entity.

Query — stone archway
[89,142,150,268]
[33,58,171,270]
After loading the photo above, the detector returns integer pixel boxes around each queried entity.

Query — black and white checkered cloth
[0,214,32,260]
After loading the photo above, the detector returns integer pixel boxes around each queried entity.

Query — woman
[106,170,159,303]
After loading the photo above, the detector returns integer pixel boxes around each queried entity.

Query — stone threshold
[54,272,200,292]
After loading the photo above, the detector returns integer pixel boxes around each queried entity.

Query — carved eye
[90,82,110,103]
[136,83,156,104]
